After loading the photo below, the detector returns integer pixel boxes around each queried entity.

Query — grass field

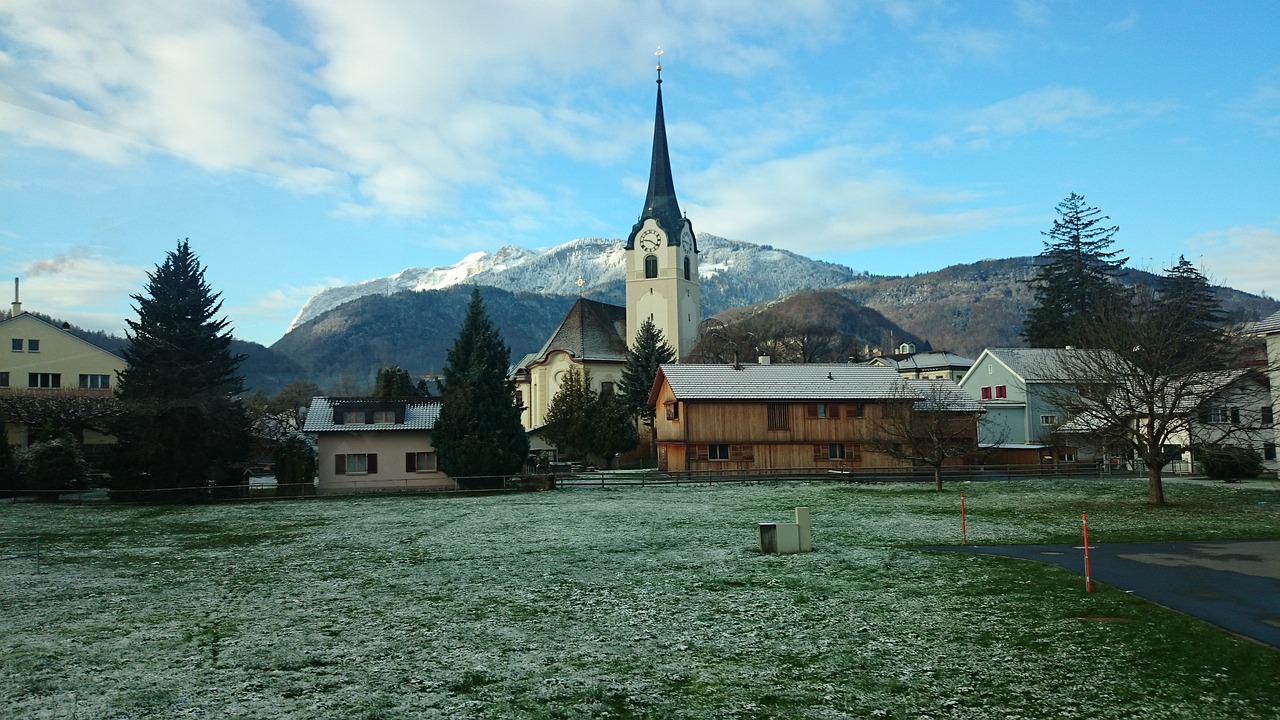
[2,477,1279,719]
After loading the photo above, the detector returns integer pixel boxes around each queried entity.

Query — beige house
[1,299,125,450]
[513,298,629,431]
[1252,310,1280,466]
[302,396,456,494]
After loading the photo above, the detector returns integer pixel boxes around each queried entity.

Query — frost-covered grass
[2,477,1279,719]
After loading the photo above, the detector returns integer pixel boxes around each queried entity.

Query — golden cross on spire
[655,46,663,81]
[576,276,585,293]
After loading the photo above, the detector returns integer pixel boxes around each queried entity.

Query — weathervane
[655,45,663,82]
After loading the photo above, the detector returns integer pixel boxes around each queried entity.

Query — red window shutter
[406,452,416,472]
[335,454,346,475]
[367,454,378,474]
[995,385,1007,399]
[981,386,992,400]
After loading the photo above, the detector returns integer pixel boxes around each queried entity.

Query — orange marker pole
[960,492,967,545]
[1082,512,1092,593]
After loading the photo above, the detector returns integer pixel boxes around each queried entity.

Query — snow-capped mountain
[288,234,862,331]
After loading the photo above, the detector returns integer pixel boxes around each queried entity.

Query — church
[514,59,700,432]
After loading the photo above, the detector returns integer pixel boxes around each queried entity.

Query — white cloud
[685,146,1003,254]
[15,248,149,334]
[1185,226,1280,298]
[965,87,1113,136]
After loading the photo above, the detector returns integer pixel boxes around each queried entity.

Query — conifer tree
[1024,193,1128,348]
[620,318,676,427]
[109,240,251,501]
[374,366,420,398]
[543,366,594,459]
[432,288,528,483]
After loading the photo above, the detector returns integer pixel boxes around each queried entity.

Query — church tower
[625,55,700,360]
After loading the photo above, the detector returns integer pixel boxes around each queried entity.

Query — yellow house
[1,302,126,450]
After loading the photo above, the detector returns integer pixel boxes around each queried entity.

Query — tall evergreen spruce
[1024,193,1128,348]
[432,288,528,484]
[110,240,251,501]
[620,318,676,427]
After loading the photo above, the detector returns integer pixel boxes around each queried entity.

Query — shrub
[274,433,317,497]
[16,435,90,500]
[1201,446,1264,480]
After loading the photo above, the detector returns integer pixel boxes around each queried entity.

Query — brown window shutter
[812,444,824,461]
[695,444,709,461]
[367,454,378,474]
[806,404,818,418]
[406,452,416,472]
[335,454,346,475]
[851,443,863,462]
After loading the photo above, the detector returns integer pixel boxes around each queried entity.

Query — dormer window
[372,409,396,423]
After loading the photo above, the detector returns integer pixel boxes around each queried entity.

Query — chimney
[11,278,21,317]
[757,355,771,365]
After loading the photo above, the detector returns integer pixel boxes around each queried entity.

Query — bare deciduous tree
[865,380,986,491]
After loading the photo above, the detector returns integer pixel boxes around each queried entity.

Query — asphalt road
[925,540,1280,648]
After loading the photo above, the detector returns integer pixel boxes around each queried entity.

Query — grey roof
[302,396,441,432]
[903,379,986,412]
[517,298,628,370]
[981,347,1112,382]
[656,363,944,402]
[872,352,974,372]
[1251,309,1280,335]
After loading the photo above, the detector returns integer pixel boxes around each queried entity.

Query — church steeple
[628,51,686,249]
[624,49,700,361]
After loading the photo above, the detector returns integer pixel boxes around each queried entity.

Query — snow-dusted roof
[654,363,977,404]
[903,379,986,412]
[302,396,441,432]
[1251,309,1280,335]
[516,298,628,371]
[982,347,1112,382]
[872,352,974,372]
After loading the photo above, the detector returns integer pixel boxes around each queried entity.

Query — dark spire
[628,52,687,249]
[643,79,682,234]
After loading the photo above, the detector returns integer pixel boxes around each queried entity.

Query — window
[683,256,691,281]
[0,372,7,387]
[828,443,846,460]
[1200,407,1229,424]
[29,373,61,389]
[599,381,615,395]
[10,339,21,352]
[808,403,832,419]
[1263,406,1274,426]
[1265,443,1277,462]
[995,385,1007,399]
[1058,451,1077,462]
[1040,414,1059,426]
[644,255,658,278]
[847,403,864,418]
[406,452,438,472]
[372,409,397,424]
[335,453,377,475]
[1230,408,1241,425]
[27,339,38,353]
[767,403,789,430]
[80,374,110,389]
[708,444,730,461]
[664,400,678,420]
[980,386,992,400]
[342,410,364,424]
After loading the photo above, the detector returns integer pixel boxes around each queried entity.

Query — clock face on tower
[680,226,693,249]
[637,228,662,252]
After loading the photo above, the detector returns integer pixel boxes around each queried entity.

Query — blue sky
[2,1,1277,346]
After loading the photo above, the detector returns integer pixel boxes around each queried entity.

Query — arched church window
[684,256,690,281]
[644,255,658,278]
